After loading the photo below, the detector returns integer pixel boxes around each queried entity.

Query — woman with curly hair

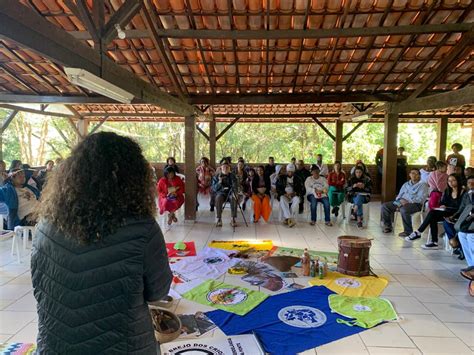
[32,132,172,354]
[157,166,185,224]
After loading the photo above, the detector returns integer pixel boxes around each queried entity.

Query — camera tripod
[221,185,249,231]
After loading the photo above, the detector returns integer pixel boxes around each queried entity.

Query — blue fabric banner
[206,286,366,355]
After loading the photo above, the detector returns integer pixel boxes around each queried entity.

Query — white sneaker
[405,231,421,241]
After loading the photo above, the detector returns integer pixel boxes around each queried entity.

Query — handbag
[428,190,442,209]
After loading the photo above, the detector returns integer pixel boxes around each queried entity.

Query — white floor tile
[0,284,32,301]
[381,283,411,297]
[437,281,472,296]
[405,287,456,304]
[5,292,36,312]
[366,347,421,355]
[424,303,474,323]
[0,311,37,334]
[316,334,368,355]
[385,296,431,315]
[7,322,38,343]
[410,336,473,355]
[398,314,455,337]
[444,322,474,347]
[359,323,415,348]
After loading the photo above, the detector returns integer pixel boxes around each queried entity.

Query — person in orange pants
[251,166,272,222]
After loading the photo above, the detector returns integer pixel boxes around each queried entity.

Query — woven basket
[149,307,181,344]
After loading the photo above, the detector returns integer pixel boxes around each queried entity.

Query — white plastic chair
[345,202,370,227]
[11,225,36,263]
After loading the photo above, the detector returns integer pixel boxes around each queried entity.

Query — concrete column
[335,121,343,162]
[436,117,448,161]
[209,118,216,168]
[382,103,399,202]
[184,115,197,221]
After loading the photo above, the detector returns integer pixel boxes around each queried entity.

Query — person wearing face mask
[276,164,304,228]
[381,168,429,236]
[314,154,329,177]
[346,167,372,229]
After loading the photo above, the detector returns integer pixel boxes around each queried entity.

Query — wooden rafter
[291,0,311,92]
[1,109,18,132]
[64,0,100,44]
[228,0,241,93]
[216,116,240,140]
[102,0,142,45]
[311,116,335,141]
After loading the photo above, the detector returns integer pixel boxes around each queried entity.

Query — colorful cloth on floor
[269,246,338,266]
[170,247,238,280]
[235,260,288,292]
[182,279,268,316]
[0,343,36,355]
[160,334,265,355]
[328,294,398,328]
[166,241,196,257]
[308,271,389,297]
[209,239,273,251]
[206,286,366,355]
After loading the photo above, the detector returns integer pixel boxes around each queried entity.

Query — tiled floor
[1,201,473,354]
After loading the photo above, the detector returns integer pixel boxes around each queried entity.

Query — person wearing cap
[0,168,40,229]
[305,166,332,226]
[157,166,185,225]
[295,160,311,214]
[276,163,304,227]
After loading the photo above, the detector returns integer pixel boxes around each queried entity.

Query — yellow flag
[209,240,273,251]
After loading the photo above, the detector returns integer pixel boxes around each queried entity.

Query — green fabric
[328,186,345,207]
[182,279,268,316]
[174,241,186,250]
[328,294,398,329]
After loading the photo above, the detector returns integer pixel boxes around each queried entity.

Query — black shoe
[453,247,461,255]
[458,251,465,260]
[334,206,339,217]
[242,204,246,211]
[210,205,214,212]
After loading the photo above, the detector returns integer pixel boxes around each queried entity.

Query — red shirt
[328,171,346,189]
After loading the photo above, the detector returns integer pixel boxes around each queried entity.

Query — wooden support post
[382,103,399,202]
[436,117,448,161]
[76,118,89,141]
[209,118,216,168]
[184,115,197,221]
[0,109,18,160]
[335,121,343,162]
[470,118,474,167]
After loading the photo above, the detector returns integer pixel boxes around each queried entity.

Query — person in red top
[157,166,185,225]
[327,161,346,217]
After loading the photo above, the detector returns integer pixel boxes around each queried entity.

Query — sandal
[167,214,173,225]
[470,281,474,297]
[172,215,178,223]
[460,269,474,281]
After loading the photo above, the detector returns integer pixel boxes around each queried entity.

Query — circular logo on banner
[353,304,372,312]
[207,288,248,305]
[278,306,327,328]
[203,257,224,264]
[174,350,217,355]
[335,278,361,288]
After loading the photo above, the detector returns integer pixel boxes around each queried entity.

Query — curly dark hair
[39,132,156,244]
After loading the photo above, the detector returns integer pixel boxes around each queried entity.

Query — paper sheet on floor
[209,239,273,251]
[160,334,265,355]
[206,286,366,355]
[182,279,268,316]
[308,271,389,297]
[328,294,398,328]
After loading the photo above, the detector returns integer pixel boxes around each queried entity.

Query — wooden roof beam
[64,0,100,44]
[0,0,200,117]
[396,86,474,114]
[102,0,142,45]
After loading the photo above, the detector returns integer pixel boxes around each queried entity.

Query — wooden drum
[337,236,372,277]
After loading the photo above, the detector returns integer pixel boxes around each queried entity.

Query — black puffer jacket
[31,217,172,354]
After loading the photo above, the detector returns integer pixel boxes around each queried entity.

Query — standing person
[346,167,372,228]
[295,160,311,214]
[276,164,304,228]
[420,156,437,183]
[314,154,329,177]
[264,156,276,180]
[446,143,466,176]
[427,161,448,209]
[157,166,185,225]
[327,161,346,217]
[212,162,238,227]
[305,166,332,226]
[196,157,215,211]
[396,147,408,193]
[32,132,172,354]
[251,166,272,223]
[407,174,464,249]
[36,160,55,190]
[234,159,248,208]
[164,156,180,174]
[381,168,429,236]
[0,168,40,229]
[269,165,282,208]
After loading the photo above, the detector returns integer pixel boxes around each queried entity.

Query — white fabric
[419,169,431,184]
[315,163,329,177]
[286,164,295,172]
[15,187,39,220]
[170,247,238,281]
[279,195,300,219]
[305,176,329,197]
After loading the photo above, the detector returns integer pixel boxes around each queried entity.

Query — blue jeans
[458,232,474,267]
[307,195,330,222]
[353,194,367,217]
[443,220,457,239]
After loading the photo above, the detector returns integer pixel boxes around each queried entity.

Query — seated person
[0,160,7,186]
[196,157,215,211]
[251,166,272,223]
[427,161,448,209]
[164,156,180,174]
[346,167,372,228]
[276,164,304,228]
[407,174,464,248]
[305,166,332,226]
[328,161,346,217]
[242,168,256,211]
[350,160,370,177]
[269,165,282,204]
[420,156,437,183]
[0,168,40,229]
[381,168,429,236]
[295,160,311,214]
[264,156,276,180]
[157,166,185,225]
[36,159,55,190]
[211,162,238,227]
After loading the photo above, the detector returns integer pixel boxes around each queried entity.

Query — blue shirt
[396,180,428,204]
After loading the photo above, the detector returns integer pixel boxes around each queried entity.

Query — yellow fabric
[308,271,389,297]
[209,240,273,251]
